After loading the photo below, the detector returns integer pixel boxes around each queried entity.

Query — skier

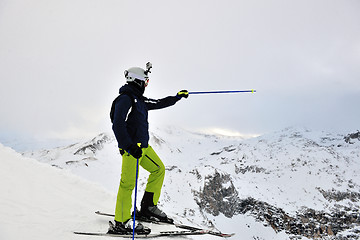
[109,62,189,234]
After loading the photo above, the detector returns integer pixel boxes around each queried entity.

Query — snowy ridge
[18,127,360,239]
[201,127,360,214]
[191,127,360,238]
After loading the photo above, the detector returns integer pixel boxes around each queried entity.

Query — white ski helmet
[124,62,152,87]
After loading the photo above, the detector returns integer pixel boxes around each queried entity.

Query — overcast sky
[0,0,359,144]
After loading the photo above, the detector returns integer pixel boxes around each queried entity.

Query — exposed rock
[318,188,360,202]
[194,170,239,218]
[344,131,360,144]
[194,171,360,239]
[235,164,266,174]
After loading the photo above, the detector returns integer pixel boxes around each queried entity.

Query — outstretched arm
[146,90,188,110]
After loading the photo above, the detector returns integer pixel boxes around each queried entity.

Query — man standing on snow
[109,62,188,235]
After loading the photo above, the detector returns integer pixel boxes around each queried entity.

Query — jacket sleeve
[112,94,133,150]
[145,96,180,110]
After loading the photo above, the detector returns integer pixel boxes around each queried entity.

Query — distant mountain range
[23,126,360,239]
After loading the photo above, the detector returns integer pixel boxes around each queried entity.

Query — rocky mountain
[24,126,360,239]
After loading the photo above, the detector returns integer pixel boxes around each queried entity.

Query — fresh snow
[0,143,212,240]
[0,143,114,240]
[2,126,360,239]
[0,140,290,240]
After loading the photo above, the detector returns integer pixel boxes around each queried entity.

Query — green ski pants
[114,145,165,222]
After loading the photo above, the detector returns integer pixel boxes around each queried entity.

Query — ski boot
[139,191,174,224]
[107,218,151,235]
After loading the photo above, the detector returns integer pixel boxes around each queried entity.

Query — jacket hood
[119,83,144,97]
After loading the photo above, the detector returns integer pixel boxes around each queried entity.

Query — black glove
[128,144,142,159]
[176,90,189,99]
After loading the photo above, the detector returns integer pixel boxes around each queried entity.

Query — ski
[95,211,235,238]
[74,229,207,238]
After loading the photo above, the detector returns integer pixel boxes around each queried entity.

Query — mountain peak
[73,132,114,155]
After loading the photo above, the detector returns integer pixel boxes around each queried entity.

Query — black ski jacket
[112,84,180,151]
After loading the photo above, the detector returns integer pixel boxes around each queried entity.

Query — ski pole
[188,89,256,95]
[132,143,141,240]
[132,156,139,240]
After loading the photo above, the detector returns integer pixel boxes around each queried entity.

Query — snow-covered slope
[0,143,115,240]
[193,127,360,239]
[20,126,360,239]
[215,127,360,214]
[0,142,226,240]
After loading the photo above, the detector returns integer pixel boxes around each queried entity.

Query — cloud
[0,0,359,141]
